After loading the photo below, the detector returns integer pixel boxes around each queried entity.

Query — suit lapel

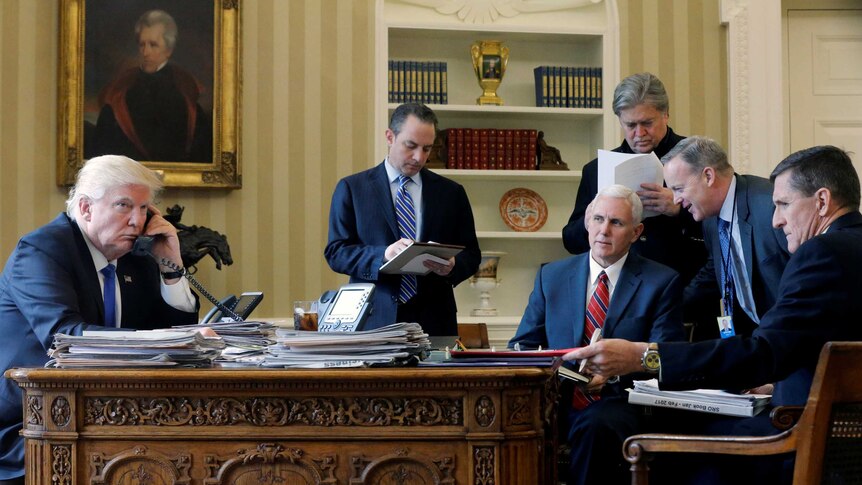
[418,169,436,241]
[371,162,399,238]
[735,175,755,280]
[69,216,108,324]
[567,255,590,345]
[603,255,642,336]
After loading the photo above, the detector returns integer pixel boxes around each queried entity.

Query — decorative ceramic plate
[499,188,548,232]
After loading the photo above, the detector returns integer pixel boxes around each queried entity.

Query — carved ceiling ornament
[86,396,463,427]
[396,0,603,24]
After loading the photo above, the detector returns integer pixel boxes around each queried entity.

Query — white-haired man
[511,184,686,485]
[0,155,199,484]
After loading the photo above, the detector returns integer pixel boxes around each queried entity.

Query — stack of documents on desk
[172,320,277,365]
[256,322,431,368]
[627,379,771,417]
[47,329,225,368]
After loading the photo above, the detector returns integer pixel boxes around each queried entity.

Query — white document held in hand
[597,149,664,218]
[399,254,449,274]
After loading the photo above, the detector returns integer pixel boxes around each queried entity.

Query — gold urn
[470,40,509,105]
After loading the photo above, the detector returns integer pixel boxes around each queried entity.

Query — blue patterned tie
[718,218,734,315]
[396,175,418,303]
[101,263,117,327]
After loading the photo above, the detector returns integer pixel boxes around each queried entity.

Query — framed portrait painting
[57,0,241,188]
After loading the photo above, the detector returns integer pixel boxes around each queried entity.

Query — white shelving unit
[376,0,620,345]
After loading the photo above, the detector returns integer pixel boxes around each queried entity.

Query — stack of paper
[627,379,771,417]
[257,322,431,368]
[47,329,225,368]
[172,320,277,365]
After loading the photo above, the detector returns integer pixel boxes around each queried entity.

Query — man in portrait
[483,57,501,79]
[90,9,212,163]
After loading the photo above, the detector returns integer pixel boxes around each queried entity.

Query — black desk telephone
[132,236,262,323]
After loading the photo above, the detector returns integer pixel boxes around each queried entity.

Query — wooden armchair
[623,341,862,485]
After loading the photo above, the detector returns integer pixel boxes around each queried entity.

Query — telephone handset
[200,292,264,323]
[130,233,257,323]
[317,283,375,332]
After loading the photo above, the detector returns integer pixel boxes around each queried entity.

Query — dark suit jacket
[325,162,481,336]
[561,128,706,284]
[685,174,790,322]
[662,211,862,406]
[0,213,199,479]
[509,252,686,394]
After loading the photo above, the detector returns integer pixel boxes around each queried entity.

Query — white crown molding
[395,0,603,24]
[721,0,784,177]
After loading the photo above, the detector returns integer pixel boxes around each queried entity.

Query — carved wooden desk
[9,366,558,484]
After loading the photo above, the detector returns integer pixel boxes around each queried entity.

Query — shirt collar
[588,251,629,288]
[384,158,422,186]
[718,174,738,223]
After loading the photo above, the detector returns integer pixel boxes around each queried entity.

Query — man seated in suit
[567,145,862,484]
[662,136,790,339]
[510,184,686,485]
[0,155,200,485]
[325,103,481,336]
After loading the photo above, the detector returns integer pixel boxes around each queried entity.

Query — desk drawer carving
[85,396,463,427]
[10,367,556,484]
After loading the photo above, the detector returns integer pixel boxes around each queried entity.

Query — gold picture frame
[57,0,242,188]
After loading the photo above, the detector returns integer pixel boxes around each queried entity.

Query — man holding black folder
[325,103,481,336]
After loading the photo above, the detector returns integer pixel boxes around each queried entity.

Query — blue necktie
[101,264,117,327]
[718,218,734,315]
[396,175,417,303]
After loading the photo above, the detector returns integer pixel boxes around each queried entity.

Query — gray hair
[66,155,164,217]
[612,72,669,116]
[135,10,178,51]
[587,184,644,225]
[660,136,733,175]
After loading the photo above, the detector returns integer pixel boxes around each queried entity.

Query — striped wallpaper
[0,0,725,319]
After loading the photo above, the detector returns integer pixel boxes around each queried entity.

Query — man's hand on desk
[198,327,219,338]
[385,238,414,262]
[638,183,680,217]
[564,339,647,377]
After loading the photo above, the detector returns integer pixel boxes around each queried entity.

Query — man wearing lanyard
[661,136,790,338]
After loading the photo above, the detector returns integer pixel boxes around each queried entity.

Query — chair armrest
[770,405,804,431]
[624,429,797,463]
[623,431,798,485]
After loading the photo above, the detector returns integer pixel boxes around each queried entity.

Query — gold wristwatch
[641,342,661,373]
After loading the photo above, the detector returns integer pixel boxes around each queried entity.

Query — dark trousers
[0,477,25,485]
[564,395,652,485]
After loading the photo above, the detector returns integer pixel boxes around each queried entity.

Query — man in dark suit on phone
[0,155,199,485]
[325,103,481,336]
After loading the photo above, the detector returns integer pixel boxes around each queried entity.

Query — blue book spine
[441,62,448,104]
[534,66,543,107]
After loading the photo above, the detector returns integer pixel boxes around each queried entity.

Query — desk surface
[10,366,559,484]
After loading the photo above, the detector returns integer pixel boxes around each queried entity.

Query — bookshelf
[375,0,620,347]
